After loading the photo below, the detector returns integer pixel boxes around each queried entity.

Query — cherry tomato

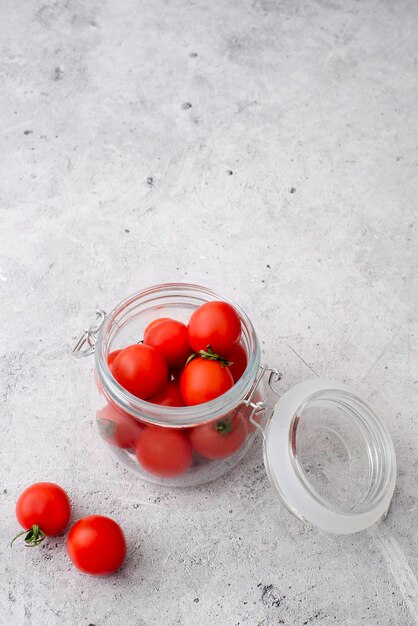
[67,515,126,576]
[189,413,247,459]
[95,350,123,396]
[108,349,122,366]
[180,358,234,406]
[149,380,185,407]
[187,301,241,355]
[96,402,144,449]
[136,426,192,478]
[227,343,247,382]
[13,483,71,547]
[111,344,168,399]
[144,319,191,370]
[144,317,172,335]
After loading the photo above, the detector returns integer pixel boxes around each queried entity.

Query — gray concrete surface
[1,0,418,624]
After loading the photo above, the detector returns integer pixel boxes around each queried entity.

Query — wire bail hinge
[240,365,283,438]
[72,309,107,358]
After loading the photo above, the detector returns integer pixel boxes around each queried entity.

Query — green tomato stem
[214,419,233,435]
[10,524,46,548]
[186,352,198,366]
[199,345,233,367]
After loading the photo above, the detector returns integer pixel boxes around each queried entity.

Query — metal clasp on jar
[72,309,107,358]
[239,365,282,438]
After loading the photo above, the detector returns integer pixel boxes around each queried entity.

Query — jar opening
[290,389,395,516]
[95,283,261,427]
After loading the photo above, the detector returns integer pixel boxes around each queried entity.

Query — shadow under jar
[91,284,266,487]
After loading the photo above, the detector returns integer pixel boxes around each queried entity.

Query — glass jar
[78,284,268,487]
[74,283,396,535]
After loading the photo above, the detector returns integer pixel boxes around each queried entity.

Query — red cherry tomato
[148,380,185,407]
[67,516,126,576]
[187,301,241,355]
[144,319,191,370]
[180,358,234,406]
[136,426,192,478]
[96,402,144,449]
[189,413,247,459]
[108,349,122,366]
[111,344,168,399]
[95,350,124,395]
[227,343,247,382]
[144,317,172,335]
[13,483,71,547]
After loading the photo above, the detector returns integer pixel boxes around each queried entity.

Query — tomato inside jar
[88,284,264,487]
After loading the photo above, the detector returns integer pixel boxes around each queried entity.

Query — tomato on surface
[13,483,71,547]
[226,343,247,382]
[180,358,234,406]
[189,413,247,460]
[144,319,191,370]
[148,380,185,407]
[108,349,122,366]
[67,516,126,576]
[187,301,241,355]
[96,402,144,449]
[136,426,192,478]
[111,344,168,399]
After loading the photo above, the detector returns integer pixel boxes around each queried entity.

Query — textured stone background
[1,0,417,624]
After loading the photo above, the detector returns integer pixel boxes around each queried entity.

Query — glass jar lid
[263,379,396,534]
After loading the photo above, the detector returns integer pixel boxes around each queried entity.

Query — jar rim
[95,283,261,426]
[292,388,394,512]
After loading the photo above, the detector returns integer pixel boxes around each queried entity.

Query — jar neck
[95,283,261,427]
